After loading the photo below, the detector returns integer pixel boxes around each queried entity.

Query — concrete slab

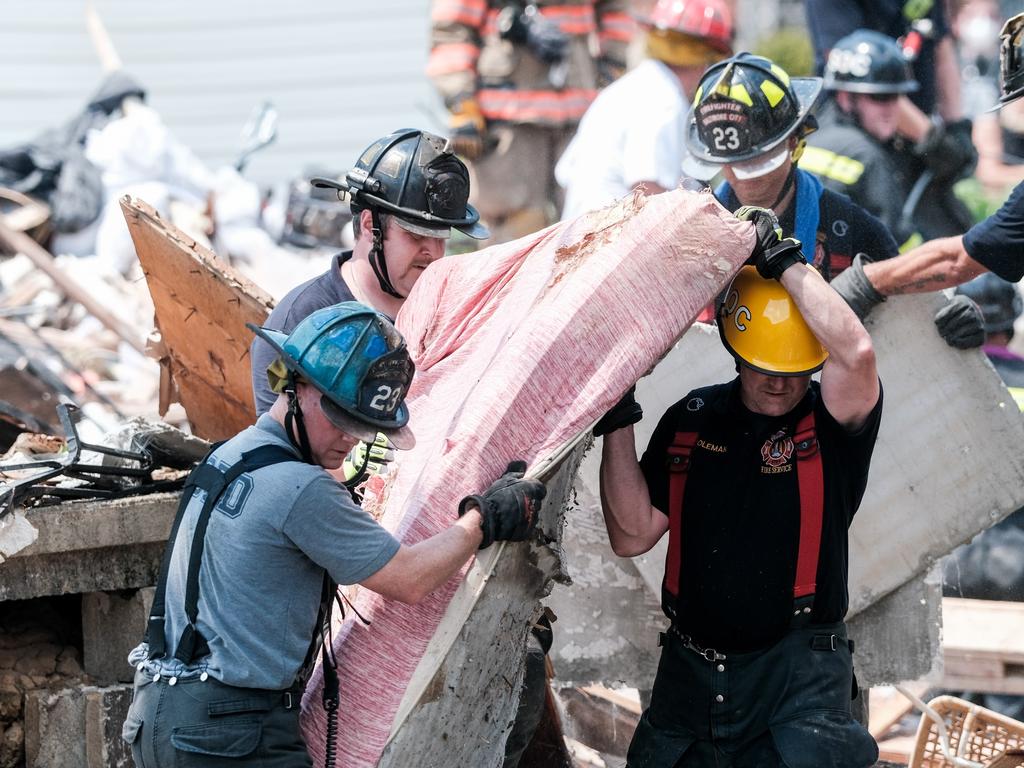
[549,293,1024,689]
[0,493,176,601]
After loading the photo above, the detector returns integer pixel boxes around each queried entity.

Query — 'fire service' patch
[760,430,794,474]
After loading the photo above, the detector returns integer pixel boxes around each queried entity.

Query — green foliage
[954,177,1010,225]
[752,27,815,77]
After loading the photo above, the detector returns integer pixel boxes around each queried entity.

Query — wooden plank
[121,196,273,440]
[0,219,146,355]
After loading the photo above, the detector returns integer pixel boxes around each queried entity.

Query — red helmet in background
[640,0,734,54]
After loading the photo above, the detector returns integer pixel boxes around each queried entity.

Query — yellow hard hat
[717,265,828,376]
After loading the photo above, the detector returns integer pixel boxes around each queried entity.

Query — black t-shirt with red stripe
[639,379,883,653]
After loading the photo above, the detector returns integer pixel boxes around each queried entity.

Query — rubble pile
[0,596,82,768]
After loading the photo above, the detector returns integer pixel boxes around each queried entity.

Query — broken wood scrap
[943,597,1024,695]
[120,196,274,440]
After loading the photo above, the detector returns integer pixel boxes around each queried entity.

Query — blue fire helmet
[249,302,416,449]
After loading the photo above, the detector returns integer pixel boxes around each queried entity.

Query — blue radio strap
[715,168,823,263]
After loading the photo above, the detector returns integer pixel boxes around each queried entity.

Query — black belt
[663,626,854,661]
[662,625,727,662]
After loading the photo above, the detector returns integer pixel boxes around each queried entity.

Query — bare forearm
[599,427,666,556]
[361,513,482,603]
[862,236,986,295]
[782,263,878,426]
[780,264,870,370]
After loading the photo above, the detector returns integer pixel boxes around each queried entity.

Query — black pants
[123,670,312,767]
[626,622,878,768]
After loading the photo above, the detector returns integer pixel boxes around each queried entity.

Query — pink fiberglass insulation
[299,188,754,765]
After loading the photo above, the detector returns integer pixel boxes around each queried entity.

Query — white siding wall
[1,1,444,186]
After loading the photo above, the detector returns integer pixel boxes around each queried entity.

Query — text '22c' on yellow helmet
[717,265,828,376]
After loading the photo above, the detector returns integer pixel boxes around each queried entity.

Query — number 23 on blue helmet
[249,301,416,449]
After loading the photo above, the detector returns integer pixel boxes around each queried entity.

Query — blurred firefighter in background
[428,0,634,243]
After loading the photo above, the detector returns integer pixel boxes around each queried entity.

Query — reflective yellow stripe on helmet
[761,80,785,108]
[798,146,866,186]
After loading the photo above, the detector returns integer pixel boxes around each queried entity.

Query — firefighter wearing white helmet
[596,208,883,767]
[555,0,734,219]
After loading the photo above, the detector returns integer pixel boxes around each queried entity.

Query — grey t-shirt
[128,414,400,690]
[250,252,356,415]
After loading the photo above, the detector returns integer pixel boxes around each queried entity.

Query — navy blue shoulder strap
[146,443,301,663]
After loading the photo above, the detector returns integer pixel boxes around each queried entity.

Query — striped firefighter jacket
[428,0,633,127]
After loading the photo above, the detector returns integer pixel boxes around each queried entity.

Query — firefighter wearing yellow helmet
[595,208,883,767]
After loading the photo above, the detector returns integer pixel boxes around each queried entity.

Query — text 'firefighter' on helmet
[249,302,416,449]
[824,29,919,95]
[685,53,823,167]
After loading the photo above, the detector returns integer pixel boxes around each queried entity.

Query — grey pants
[123,670,312,767]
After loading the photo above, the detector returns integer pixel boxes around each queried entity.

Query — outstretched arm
[862,236,987,296]
[781,264,879,430]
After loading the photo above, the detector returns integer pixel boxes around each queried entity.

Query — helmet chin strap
[769,164,797,211]
[284,373,314,464]
[368,208,404,299]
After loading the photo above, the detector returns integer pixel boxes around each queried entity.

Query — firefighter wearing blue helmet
[125,302,544,767]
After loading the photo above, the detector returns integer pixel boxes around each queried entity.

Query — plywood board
[550,292,1024,689]
[121,196,274,440]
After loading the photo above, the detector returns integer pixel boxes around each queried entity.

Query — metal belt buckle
[701,647,726,662]
[828,634,838,652]
[283,691,294,710]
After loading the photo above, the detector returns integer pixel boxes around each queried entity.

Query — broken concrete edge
[380,441,585,767]
[10,492,178,558]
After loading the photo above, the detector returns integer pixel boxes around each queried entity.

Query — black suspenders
[145,443,310,664]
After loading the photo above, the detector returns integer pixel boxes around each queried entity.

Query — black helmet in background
[824,29,919,95]
[998,12,1024,107]
[312,129,489,297]
[955,274,1023,335]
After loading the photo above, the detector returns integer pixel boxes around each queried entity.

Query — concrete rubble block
[85,685,133,768]
[24,684,132,768]
[848,571,943,688]
[82,587,154,683]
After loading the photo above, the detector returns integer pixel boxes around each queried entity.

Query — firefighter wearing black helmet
[801,30,922,248]
[685,52,984,349]
[250,129,489,419]
[684,54,897,301]
[832,14,1024,329]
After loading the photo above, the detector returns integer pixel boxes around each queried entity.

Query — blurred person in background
[555,0,733,220]
[428,0,634,244]
[804,0,978,240]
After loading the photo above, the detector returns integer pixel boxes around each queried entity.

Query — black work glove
[934,295,986,349]
[498,4,568,64]
[830,253,886,321]
[592,386,642,437]
[735,206,806,280]
[915,117,978,182]
[459,461,546,550]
